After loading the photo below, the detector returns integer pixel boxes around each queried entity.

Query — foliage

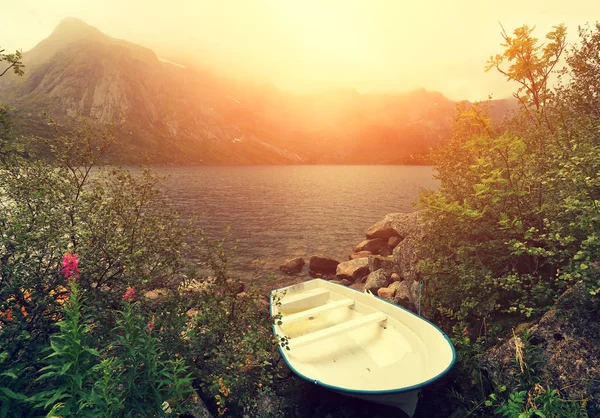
[0,104,282,415]
[484,331,587,418]
[418,22,599,331]
[32,283,101,417]
[0,47,24,77]
[169,235,284,416]
[416,22,600,416]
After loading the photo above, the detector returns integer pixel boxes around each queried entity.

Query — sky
[1,0,599,101]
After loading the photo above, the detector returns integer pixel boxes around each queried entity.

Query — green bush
[0,100,281,415]
[415,23,600,414]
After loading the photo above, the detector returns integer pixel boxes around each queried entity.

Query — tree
[486,24,566,130]
[0,47,24,77]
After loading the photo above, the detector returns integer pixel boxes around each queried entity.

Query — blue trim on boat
[270,278,457,395]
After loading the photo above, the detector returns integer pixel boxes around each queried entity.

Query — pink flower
[61,253,80,280]
[146,316,155,333]
[122,287,135,302]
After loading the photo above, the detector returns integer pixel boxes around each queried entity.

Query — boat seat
[278,288,329,311]
[282,298,354,325]
[288,312,387,349]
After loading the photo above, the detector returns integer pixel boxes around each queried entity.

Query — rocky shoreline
[279,212,425,313]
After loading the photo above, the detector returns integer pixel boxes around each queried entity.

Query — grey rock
[368,255,396,276]
[393,235,421,283]
[481,282,600,416]
[354,238,390,255]
[330,279,352,287]
[280,257,305,275]
[336,258,370,282]
[364,269,390,294]
[388,236,402,250]
[309,255,340,275]
[366,212,421,240]
[392,280,414,311]
[349,251,372,260]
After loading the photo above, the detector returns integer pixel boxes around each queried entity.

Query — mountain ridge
[0,18,514,164]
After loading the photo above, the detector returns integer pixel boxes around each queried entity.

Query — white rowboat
[270,279,455,417]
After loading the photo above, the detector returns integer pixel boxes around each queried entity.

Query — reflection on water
[152,165,438,288]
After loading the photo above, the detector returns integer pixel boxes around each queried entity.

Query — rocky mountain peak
[23,17,107,69]
[54,17,103,37]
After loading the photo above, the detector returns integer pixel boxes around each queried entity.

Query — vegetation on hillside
[417,23,599,416]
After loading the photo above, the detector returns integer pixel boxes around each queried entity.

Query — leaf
[60,362,73,375]
[0,387,27,400]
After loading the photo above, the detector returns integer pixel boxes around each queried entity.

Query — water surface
[155,165,438,288]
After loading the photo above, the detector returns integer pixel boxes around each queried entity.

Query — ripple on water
[150,165,438,291]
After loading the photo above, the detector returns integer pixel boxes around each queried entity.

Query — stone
[377,287,395,300]
[366,226,401,240]
[368,255,396,276]
[336,258,370,282]
[330,279,352,287]
[349,251,372,260]
[309,255,340,275]
[481,282,600,415]
[144,288,167,300]
[393,235,421,283]
[279,257,305,275]
[410,280,421,306]
[364,269,390,294]
[350,281,364,292]
[388,280,402,294]
[367,212,423,240]
[390,273,401,282]
[338,278,352,287]
[388,236,402,250]
[392,280,413,310]
[354,238,390,255]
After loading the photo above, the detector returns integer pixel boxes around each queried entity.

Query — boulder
[393,235,421,283]
[349,251,372,260]
[481,282,600,415]
[390,212,426,283]
[377,287,395,302]
[280,257,305,275]
[388,236,402,250]
[354,238,390,255]
[366,226,400,240]
[390,273,401,282]
[367,212,423,240]
[336,258,370,282]
[390,280,413,311]
[410,280,420,306]
[364,269,390,294]
[368,255,396,276]
[309,255,340,275]
[330,278,352,287]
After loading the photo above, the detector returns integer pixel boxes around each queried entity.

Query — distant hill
[0,18,513,165]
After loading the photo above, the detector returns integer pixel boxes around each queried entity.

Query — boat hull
[270,279,455,418]
[331,388,419,417]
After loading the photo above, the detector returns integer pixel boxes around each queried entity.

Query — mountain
[0,18,496,164]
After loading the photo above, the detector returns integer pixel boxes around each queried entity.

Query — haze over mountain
[0,18,515,164]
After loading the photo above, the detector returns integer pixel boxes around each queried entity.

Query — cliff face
[0,18,482,164]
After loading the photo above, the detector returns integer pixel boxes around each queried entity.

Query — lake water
[155,166,438,288]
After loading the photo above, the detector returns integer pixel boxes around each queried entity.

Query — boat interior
[272,280,454,392]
